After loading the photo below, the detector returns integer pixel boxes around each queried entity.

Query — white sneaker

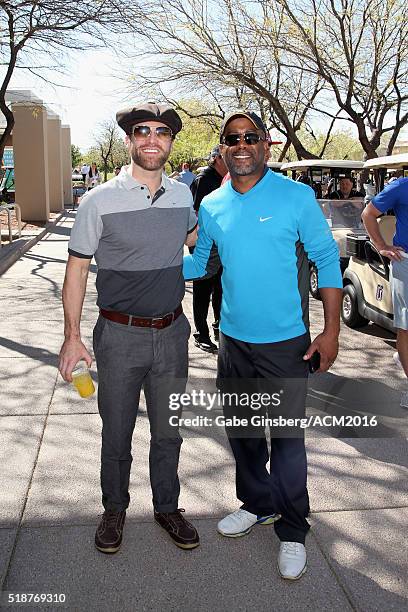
[400,390,408,408]
[393,351,402,367]
[217,508,281,537]
[278,541,307,580]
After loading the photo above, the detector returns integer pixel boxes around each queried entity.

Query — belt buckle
[151,312,173,329]
[151,317,163,329]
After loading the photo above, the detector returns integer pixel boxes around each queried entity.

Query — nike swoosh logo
[259,216,273,222]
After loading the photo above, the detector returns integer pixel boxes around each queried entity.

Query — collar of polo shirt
[118,166,171,192]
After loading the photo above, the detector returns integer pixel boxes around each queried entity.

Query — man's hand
[379,244,405,262]
[303,332,339,373]
[185,226,198,247]
[59,337,92,382]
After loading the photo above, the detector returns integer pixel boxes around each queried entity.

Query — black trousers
[192,268,222,339]
[218,331,310,544]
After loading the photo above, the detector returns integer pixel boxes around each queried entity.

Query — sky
[9,48,132,152]
[7,46,407,156]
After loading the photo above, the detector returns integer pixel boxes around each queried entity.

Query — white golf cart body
[341,154,408,330]
[343,216,395,330]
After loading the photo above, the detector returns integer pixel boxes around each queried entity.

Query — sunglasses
[132,125,173,139]
[222,132,265,147]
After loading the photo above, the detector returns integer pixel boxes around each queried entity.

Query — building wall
[61,126,73,206]
[12,103,50,222]
[47,115,64,213]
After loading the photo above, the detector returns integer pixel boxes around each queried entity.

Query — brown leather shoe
[154,508,199,549]
[95,510,126,554]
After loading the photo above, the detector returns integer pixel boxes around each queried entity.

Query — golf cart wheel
[341,284,368,328]
[309,266,321,300]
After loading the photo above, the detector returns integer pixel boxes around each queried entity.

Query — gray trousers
[93,312,190,513]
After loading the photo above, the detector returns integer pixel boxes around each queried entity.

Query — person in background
[114,166,121,176]
[362,177,408,407]
[329,176,364,227]
[177,162,195,187]
[330,176,364,201]
[80,163,90,184]
[296,172,311,186]
[326,177,335,197]
[386,170,403,185]
[87,162,100,190]
[190,146,227,352]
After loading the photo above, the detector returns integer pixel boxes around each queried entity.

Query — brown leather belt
[99,304,183,330]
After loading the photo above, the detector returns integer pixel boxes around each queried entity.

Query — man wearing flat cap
[184,110,342,579]
[59,102,199,554]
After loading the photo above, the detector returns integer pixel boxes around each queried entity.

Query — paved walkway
[0,211,407,611]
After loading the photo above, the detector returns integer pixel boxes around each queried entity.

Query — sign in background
[3,147,14,167]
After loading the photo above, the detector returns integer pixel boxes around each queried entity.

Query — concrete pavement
[0,210,407,611]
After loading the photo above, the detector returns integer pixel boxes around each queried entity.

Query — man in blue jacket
[183,111,342,580]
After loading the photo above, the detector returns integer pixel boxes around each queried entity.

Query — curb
[0,210,66,277]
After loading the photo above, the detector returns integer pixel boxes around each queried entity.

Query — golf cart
[72,172,87,209]
[280,160,365,299]
[364,153,408,192]
[341,154,408,330]
[267,161,286,174]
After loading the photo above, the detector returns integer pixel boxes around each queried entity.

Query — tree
[81,147,101,169]
[84,123,129,180]
[0,1,139,163]
[166,101,219,171]
[71,144,82,168]
[94,120,118,182]
[110,138,129,171]
[124,0,407,159]
[123,0,324,159]
[276,0,408,159]
[279,128,364,162]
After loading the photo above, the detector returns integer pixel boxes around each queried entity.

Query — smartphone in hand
[308,351,321,373]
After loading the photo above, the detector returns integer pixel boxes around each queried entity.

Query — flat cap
[116,102,182,136]
[220,110,267,141]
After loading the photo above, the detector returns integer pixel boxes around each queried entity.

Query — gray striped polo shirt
[68,167,197,317]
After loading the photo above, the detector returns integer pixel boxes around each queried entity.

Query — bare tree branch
[0,1,143,160]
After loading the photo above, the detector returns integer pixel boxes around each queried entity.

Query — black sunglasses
[132,125,173,139]
[222,132,265,146]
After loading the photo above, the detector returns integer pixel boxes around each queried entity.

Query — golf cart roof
[363,153,408,170]
[267,161,282,170]
[281,159,364,171]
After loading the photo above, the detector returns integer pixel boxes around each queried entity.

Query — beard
[130,144,169,171]
[225,150,264,176]
[228,159,259,176]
